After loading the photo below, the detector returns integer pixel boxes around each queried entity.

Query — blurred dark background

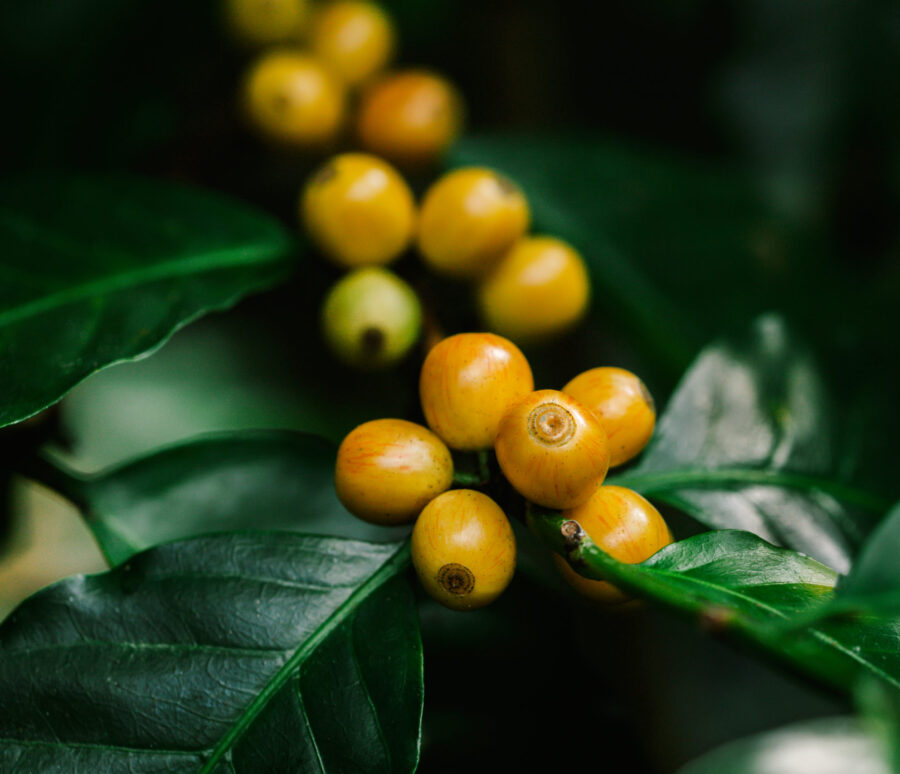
[1,0,898,771]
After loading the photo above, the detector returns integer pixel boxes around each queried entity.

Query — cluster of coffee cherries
[303,157,592,368]
[225,0,463,165]
[335,332,672,610]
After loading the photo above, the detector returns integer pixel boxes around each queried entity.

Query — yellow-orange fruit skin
[419,333,534,451]
[335,419,453,524]
[242,51,346,147]
[562,367,655,467]
[310,1,395,86]
[417,168,530,280]
[554,485,672,604]
[224,0,309,47]
[478,236,590,342]
[411,489,516,611]
[494,390,610,509]
[301,153,416,268]
[356,70,463,166]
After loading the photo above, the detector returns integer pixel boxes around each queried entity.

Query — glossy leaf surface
[531,514,900,695]
[677,717,893,774]
[610,316,887,572]
[0,174,295,427]
[39,431,407,566]
[0,533,421,773]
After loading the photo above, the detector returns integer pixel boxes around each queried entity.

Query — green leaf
[29,431,407,567]
[676,717,893,774]
[529,514,900,695]
[0,174,296,428]
[840,503,900,601]
[451,134,814,372]
[0,533,422,773]
[610,315,888,573]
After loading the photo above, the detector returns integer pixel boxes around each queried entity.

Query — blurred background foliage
[0,0,898,771]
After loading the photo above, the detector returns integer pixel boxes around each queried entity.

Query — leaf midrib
[610,466,890,512]
[591,546,900,691]
[198,540,412,774]
[0,241,288,330]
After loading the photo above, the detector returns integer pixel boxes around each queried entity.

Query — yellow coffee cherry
[310,1,395,87]
[301,153,415,267]
[335,418,453,524]
[356,70,463,166]
[562,367,655,467]
[478,236,590,342]
[224,0,309,47]
[494,389,610,509]
[555,485,672,604]
[242,51,346,147]
[321,267,422,369]
[419,332,534,451]
[417,168,530,280]
[411,489,516,611]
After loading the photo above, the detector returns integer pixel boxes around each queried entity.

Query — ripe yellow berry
[494,390,610,509]
[335,418,453,524]
[224,0,309,47]
[321,267,422,369]
[562,367,655,467]
[411,489,516,611]
[555,485,672,604]
[356,70,463,166]
[417,168,530,280]
[302,153,415,267]
[310,1,395,87]
[242,51,346,147]
[420,332,534,451]
[478,236,590,342]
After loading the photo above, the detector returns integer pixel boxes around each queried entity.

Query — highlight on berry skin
[242,50,346,148]
[309,0,395,87]
[321,267,422,369]
[419,332,534,451]
[334,418,453,525]
[478,235,591,342]
[411,489,516,611]
[494,389,610,510]
[301,152,416,268]
[417,167,530,280]
[562,366,656,467]
[356,70,464,167]
[554,485,673,604]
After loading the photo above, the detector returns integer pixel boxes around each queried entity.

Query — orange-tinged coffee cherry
[335,418,453,524]
[411,489,516,611]
[562,367,655,467]
[310,1,395,86]
[224,0,309,47]
[356,70,463,166]
[302,153,415,267]
[243,51,346,147]
[478,236,590,342]
[417,168,530,280]
[419,332,534,451]
[555,485,672,604]
[495,390,610,509]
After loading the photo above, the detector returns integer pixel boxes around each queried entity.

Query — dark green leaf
[676,717,893,774]
[840,503,900,600]
[0,174,296,428]
[610,315,888,572]
[451,134,813,373]
[34,431,407,566]
[530,514,900,695]
[0,533,421,773]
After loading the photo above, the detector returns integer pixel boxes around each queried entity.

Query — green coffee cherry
[321,267,422,368]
